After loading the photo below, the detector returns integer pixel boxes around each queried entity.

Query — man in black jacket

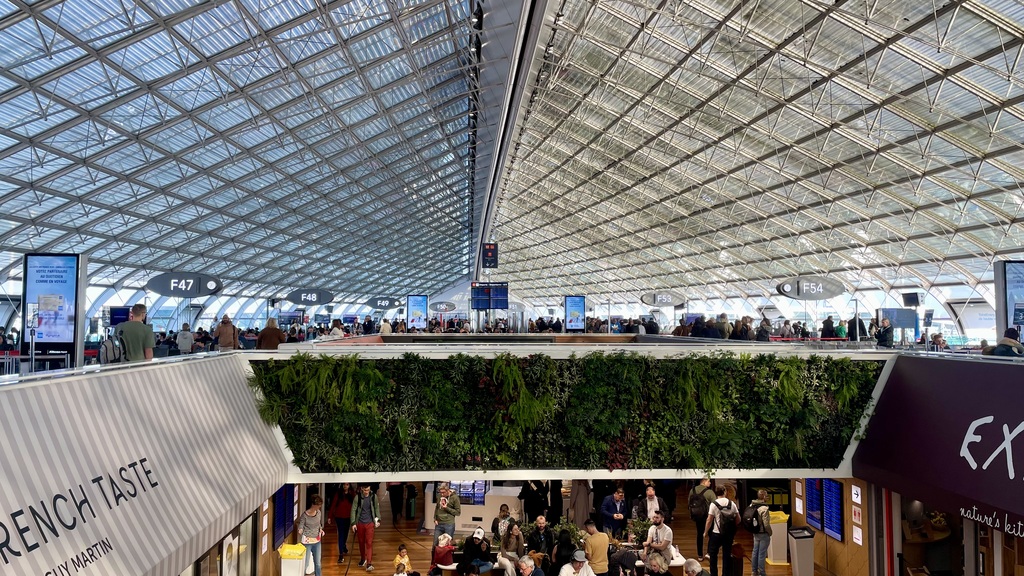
[527,515,555,572]
[876,318,894,348]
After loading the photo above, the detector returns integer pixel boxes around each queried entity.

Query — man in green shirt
[433,482,461,547]
[116,303,154,362]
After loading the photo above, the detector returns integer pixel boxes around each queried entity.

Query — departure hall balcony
[0,336,1021,576]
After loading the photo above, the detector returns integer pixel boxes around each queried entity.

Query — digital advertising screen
[342,315,359,325]
[470,282,509,310]
[22,254,80,351]
[278,311,301,326]
[822,479,844,541]
[407,295,428,329]
[313,314,331,325]
[564,295,586,331]
[805,478,823,531]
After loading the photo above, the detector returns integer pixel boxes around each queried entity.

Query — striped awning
[0,355,289,576]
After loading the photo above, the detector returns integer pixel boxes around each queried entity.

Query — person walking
[329,483,355,563]
[749,490,772,576]
[352,484,382,572]
[298,495,326,576]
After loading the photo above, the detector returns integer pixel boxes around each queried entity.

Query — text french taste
[0,458,157,565]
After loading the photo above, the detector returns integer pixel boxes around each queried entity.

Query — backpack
[991,343,1021,357]
[688,485,711,520]
[100,336,124,364]
[714,500,738,539]
[742,502,767,533]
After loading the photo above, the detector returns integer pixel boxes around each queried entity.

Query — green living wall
[249,352,882,473]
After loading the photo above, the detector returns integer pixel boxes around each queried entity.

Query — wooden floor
[316,486,828,576]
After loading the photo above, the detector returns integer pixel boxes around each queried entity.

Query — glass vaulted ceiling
[0,0,476,301]
[491,0,1024,304]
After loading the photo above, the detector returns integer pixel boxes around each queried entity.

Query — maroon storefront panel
[853,355,1024,533]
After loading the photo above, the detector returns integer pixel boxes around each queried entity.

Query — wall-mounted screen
[342,315,359,325]
[805,478,823,531]
[407,295,428,329]
[471,282,509,310]
[278,311,301,326]
[822,479,844,541]
[313,314,330,325]
[565,296,586,331]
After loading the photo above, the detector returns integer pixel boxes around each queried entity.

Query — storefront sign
[146,272,222,297]
[853,355,1024,533]
[285,288,333,305]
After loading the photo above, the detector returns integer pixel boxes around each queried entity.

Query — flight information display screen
[823,479,844,541]
[471,282,509,310]
[805,478,823,531]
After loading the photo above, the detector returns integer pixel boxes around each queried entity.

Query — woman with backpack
[687,479,714,561]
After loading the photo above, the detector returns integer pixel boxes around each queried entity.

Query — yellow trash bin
[767,511,790,565]
[279,543,307,576]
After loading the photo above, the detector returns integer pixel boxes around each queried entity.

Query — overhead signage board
[482,243,499,268]
[640,292,685,307]
[407,295,428,329]
[365,297,402,309]
[776,276,845,300]
[146,272,222,297]
[429,301,458,313]
[285,288,333,305]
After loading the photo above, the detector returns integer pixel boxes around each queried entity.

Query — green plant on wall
[248,351,883,473]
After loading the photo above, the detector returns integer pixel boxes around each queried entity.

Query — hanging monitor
[902,292,921,307]
[470,282,508,310]
[482,243,499,268]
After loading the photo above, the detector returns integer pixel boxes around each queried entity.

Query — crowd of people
[308,479,767,576]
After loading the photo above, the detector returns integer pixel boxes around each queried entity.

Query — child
[430,534,456,576]
[395,544,421,576]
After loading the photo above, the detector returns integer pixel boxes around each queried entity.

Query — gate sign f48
[285,289,334,305]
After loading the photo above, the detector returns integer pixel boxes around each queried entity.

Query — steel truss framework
[491,0,1024,305]
[0,0,479,301]
[1,0,1024,308]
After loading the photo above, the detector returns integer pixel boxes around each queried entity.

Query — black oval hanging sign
[776,276,845,300]
[365,297,402,309]
[285,289,334,305]
[640,292,685,307]
[146,272,222,297]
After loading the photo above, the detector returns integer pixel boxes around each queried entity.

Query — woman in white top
[298,495,325,576]
[330,319,346,337]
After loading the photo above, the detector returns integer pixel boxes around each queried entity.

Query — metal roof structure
[2,0,1024,305]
